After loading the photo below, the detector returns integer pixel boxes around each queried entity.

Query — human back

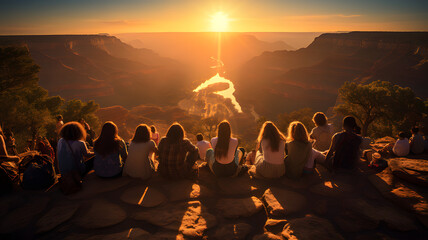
[206,120,243,177]
[93,121,127,178]
[157,123,198,179]
[123,124,157,180]
[57,122,93,176]
[310,112,333,151]
[250,121,286,179]
[284,121,312,179]
[326,116,362,170]
[196,133,211,160]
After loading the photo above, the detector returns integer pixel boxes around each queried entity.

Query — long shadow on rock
[133,200,217,238]
[262,187,307,218]
[120,184,167,208]
[66,173,132,200]
[217,174,261,197]
[0,196,50,234]
[74,199,127,229]
[216,196,264,218]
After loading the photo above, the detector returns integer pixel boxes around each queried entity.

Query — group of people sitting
[379,126,428,157]
[55,112,366,182]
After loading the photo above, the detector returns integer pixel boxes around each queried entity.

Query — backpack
[20,154,56,190]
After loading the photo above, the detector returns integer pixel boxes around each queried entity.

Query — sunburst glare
[210,12,229,32]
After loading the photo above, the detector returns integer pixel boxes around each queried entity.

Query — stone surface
[217,175,258,195]
[262,188,306,217]
[75,200,127,229]
[216,196,264,218]
[389,158,428,186]
[281,173,322,189]
[36,202,80,233]
[0,195,26,217]
[253,232,284,240]
[214,223,252,240]
[197,166,218,188]
[161,180,214,202]
[368,167,428,218]
[312,199,328,216]
[341,198,418,231]
[264,219,288,234]
[309,180,354,197]
[86,228,151,240]
[64,230,183,240]
[281,215,344,240]
[354,233,397,240]
[121,185,167,207]
[334,210,378,232]
[0,196,49,233]
[133,200,217,237]
[67,174,131,200]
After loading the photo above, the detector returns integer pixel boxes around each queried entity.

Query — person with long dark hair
[157,123,198,179]
[249,121,286,178]
[325,116,362,170]
[93,121,127,178]
[206,120,244,177]
[123,124,157,180]
[57,122,94,176]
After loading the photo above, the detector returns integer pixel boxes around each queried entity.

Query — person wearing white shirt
[393,133,410,157]
[195,133,211,161]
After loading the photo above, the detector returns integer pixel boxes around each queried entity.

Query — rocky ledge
[1,150,427,239]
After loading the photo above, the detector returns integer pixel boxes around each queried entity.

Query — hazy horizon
[1,0,427,34]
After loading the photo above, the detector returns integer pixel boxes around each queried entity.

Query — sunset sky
[0,0,427,34]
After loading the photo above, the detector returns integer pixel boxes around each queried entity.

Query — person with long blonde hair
[285,121,325,178]
[249,121,286,178]
[206,120,245,177]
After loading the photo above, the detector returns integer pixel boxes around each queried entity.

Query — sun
[211,12,229,32]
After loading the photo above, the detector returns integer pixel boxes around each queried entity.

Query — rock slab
[75,200,127,229]
[134,200,217,238]
[0,196,49,233]
[390,158,428,186]
[36,202,80,233]
[309,180,354,197]
[264,219,288,234]
[121,185,167,207]
[341,198,417,231]
[217,196,264,218]
[262,188,306,217]
[282,215,344,240]
[214,223,252,240]
[67,174,131,200]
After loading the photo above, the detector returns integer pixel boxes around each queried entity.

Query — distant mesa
[233,31,428,118]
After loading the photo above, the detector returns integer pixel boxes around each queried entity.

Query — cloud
[284,14,362,20]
